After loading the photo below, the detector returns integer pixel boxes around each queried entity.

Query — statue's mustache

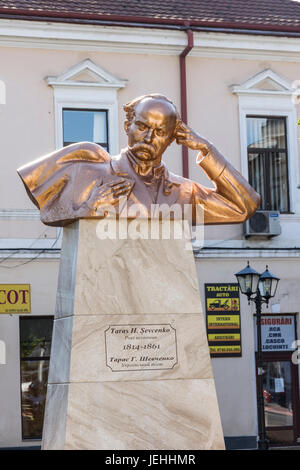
[130,142,155,156]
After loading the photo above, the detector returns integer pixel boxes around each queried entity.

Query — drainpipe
[180,28,194,179]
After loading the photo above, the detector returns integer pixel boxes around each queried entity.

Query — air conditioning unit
[244,211,281,237]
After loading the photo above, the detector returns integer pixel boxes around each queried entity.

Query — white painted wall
[0,258,58,448]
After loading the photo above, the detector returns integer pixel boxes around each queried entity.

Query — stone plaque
[105,324,178,372]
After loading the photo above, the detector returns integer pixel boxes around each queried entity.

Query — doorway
[257,352,300,446]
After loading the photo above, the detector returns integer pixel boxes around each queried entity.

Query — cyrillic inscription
[105,324,178,372]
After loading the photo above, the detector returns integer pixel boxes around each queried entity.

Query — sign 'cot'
[0,284,31,313]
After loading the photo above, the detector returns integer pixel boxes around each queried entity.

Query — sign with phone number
[205,283,241,358]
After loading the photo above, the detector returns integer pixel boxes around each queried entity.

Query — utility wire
[0,227,49,265]
[0,228,62,269]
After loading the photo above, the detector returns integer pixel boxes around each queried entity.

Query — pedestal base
[42,219,225,450]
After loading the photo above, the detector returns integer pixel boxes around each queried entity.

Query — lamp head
[235,261,260,298]
[258,265,280,300]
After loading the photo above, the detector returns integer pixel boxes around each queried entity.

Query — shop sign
[205,283,241,358]
[255,314,296,352]
[0,284,31,313]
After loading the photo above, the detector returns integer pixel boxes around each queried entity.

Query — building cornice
[194,248,300,259]
[0,209,40,219]
[1,19,300,61]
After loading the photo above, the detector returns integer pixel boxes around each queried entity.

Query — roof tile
[0,1,300,31]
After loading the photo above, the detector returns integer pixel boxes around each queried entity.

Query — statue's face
[125,98,177,162]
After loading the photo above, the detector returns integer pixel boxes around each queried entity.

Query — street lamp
[235,261,280,451]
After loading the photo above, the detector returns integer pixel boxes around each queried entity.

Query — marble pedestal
[42,219,225,450]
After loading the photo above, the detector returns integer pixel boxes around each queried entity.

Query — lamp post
[235,262,280,451]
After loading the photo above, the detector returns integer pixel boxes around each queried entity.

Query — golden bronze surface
[17,94,260,226]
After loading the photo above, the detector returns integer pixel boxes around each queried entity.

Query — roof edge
[0,8,300,35]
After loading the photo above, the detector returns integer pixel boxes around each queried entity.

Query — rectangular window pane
[20,317,53,440]
[247,116,289,212]
[247,117,286,149]
[269,151,289,212]
[21,360,50,439]
[20,317,53,358]
[248,152,265,210]
[266,429,294,446]
[93,111,107,143]
[63,109,108,150]
[263,361,293,428]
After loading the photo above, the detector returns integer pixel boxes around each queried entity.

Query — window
[247,116,290,213]
[46,59,126,155]
[231,69,298,215]
[63,108,109,151]
[20,316,54,440]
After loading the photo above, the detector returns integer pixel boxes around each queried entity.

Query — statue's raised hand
[175,122,211,156]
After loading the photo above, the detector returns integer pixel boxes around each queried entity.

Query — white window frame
[231,69,299,214]
[46,59,126,155]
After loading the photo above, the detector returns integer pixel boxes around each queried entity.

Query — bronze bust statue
[17,94,260,227]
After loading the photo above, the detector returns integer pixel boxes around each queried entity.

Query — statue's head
[124,94,181,163]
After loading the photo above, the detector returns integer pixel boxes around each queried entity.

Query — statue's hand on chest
[87,178,134,212]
